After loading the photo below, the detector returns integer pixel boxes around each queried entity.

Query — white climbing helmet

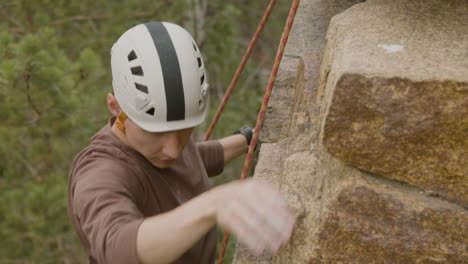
[110,21,209,132]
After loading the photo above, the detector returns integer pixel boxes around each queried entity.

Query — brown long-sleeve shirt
[68,118,224,263]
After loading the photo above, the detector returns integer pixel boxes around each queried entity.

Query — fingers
[219,199,266,255]
[217,179,296,256]
[246,181,295,253]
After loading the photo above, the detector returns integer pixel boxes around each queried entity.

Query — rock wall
[233,0,467,263]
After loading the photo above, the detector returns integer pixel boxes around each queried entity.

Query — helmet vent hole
[131,66,144,76]
[193,43,198,51]
[135,83,148,94]
[146,107,155,116]
[128,50,137,61]
[197,57,202,67]
[200,74,205,85]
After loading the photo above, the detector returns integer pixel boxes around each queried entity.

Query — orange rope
[216,0,301,263]
[203,0,278,141]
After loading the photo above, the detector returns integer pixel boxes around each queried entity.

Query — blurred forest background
[0,0,290,263]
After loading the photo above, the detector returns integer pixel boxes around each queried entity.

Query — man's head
[107,93,193,168]
[108,22,208,167]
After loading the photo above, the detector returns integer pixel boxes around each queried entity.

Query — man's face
[123,118,194,168]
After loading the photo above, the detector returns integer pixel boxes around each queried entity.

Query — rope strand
[216,0,301,263]
[203,0,278,141]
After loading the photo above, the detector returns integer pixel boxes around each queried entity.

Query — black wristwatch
[234,126,253,146]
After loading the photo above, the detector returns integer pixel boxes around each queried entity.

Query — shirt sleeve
[196,140,225,177]
[71,164,144,264]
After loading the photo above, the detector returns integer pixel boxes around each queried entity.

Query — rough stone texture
[260,0,366,144]
[324,75,468,204]
[310,173,468,263]
[260,57,305,143]
[233,0,468,263]
[319,0,468,204]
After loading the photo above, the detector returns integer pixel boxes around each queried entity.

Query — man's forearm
[136,190,217,264]
[219,134,249,164]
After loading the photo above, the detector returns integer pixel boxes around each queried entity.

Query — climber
[67,21,295,264]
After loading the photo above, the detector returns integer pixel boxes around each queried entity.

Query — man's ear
[107,93,122,117]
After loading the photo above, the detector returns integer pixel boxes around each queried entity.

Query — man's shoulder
[69,147,137,189]
[68,124,141,189]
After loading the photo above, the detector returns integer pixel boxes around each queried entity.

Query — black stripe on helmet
[144,22,185,121]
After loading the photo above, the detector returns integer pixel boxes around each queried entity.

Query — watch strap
[234,126,253,145]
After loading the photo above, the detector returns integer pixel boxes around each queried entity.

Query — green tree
[0,0,289,262]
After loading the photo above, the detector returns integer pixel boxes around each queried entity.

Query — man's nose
[160,133,182,159]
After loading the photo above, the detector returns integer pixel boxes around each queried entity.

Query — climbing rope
[203,0,301,263]
[203,0,278,141]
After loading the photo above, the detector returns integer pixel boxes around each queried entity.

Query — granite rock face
[319,0,468,204]
[323,75,468,204]
[309,174,468,263]
[233,0,468,263]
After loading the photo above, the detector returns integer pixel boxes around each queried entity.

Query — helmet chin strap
[116,112,128,134]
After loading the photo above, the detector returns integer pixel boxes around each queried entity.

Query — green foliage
[0,0,289,262]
